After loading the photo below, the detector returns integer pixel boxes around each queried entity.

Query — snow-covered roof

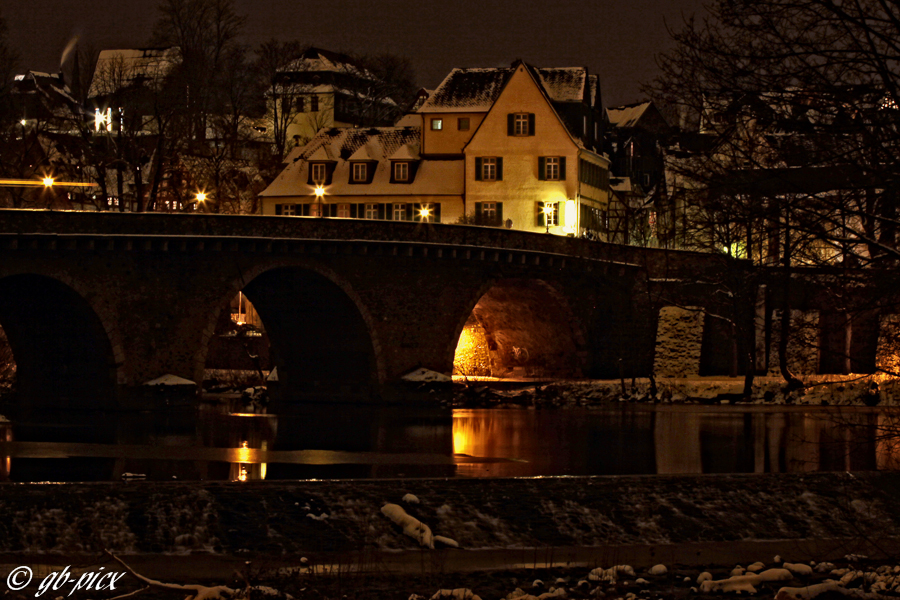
[419,64,591,114]
[261,126,463,197]
[88,47,180,98]
[607,102,652,129]
[533,67,587,103]
[12,71,77,107]
[144,374,196,386]
[279,47,369,79]
[418,67,514,113]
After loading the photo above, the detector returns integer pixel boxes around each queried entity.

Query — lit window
[458,117,470,131]
[514,113,529,135]
[546,157,560,180]
[352,163,367,182]
[310,203,321,217]
[394,162,409,181]
[337,203,350,218]
[311,163,326,184]
[393,203,406,220]
[365,203,378,219]
[311,96,319,112]
[482,157,497,181]
[482,202,497,220]
[431,118,443,130]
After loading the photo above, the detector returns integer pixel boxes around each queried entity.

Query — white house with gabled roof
[259,60,610,237]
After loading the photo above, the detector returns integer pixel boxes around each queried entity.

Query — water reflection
[452,406,900,477]
[0,405,898,481]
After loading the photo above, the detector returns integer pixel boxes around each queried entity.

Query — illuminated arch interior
[453,279,584,379]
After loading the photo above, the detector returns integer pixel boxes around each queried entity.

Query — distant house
[605,101,671,245]
[267,47,402,149]
[11,71,80,131]
[260,126,464,221]
[260,60,611,238]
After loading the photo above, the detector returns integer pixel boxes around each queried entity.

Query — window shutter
[306,165,314,186]
[275,204,283,215]
[559,157,567,180]
[302,203,311,216]
[536,202,545,227]
[497,202,503,223]
[434,203,442,223]
[325,163,336,185]
[330,204,338,217]
[350,203,358,218]
[408,160,420,183]
[475,157,483,181]
[475,202,483,221]
[538,157,546,180]
[378,203,386,220]
[496,157,503,181]
[366,161,376,184]
[413,203,422,221]
[405,204,412,221]
[528,113,535,136]
[507,114,515,136]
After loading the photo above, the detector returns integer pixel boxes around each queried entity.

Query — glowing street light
[542,202,555,233]
[42,177,54,187]
[419,206,432,221]
[314,185,325,198]
[196,191,207,202]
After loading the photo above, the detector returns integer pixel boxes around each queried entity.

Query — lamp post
[542,202,554,234]
[314,185,325,217]
[419,206,432,222]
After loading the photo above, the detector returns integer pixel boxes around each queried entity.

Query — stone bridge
[0,210,745,410]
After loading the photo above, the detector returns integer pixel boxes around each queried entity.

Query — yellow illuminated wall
[453,315,492,377]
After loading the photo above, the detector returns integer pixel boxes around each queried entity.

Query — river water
[0,404,897,482]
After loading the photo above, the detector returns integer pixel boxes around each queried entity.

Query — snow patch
[381,503,434,548]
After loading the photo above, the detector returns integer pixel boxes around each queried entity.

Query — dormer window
[311,163,326,184]
[394,162,409,182]
[352,163,368,182]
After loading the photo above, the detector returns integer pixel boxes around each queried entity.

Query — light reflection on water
[0,404,898,482]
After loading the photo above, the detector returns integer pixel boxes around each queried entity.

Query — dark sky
[5,0,705,107]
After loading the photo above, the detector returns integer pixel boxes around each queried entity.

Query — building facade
[260,60,611,237]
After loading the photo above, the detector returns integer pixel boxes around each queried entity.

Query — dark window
[311,96,319,112]
[458,117,470,131]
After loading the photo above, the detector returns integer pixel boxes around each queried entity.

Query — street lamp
[419,206,432,221]
[314,185,325,217]
[542,202,555,234]
[42,177,54,188]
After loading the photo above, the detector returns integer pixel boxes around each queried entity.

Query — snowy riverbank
[450,374,900,408]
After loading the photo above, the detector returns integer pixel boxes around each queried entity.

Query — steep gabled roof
[417,68,514,113]
[279,47,369,78]
[607,102,652,129]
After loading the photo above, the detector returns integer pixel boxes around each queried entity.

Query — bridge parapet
[0,210,739,281]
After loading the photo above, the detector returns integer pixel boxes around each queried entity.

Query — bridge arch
[0,274,119,411]
[197,261,383,403]
[450,278,587,379]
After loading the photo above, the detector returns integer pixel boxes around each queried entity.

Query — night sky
[6,0,705,107]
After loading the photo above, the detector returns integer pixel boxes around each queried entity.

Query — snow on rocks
[747,562,766,572]
[784,562,814,577]
[381,503,434,548]
[699,569,793,593]
[648,564,667,576]
[775,582,850,600]
[588,566,635,583]
[430,589,482,600]
[697,572,713,583]
[434,535,459,548]
[403,493,420,504]
[403,368,452,382]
